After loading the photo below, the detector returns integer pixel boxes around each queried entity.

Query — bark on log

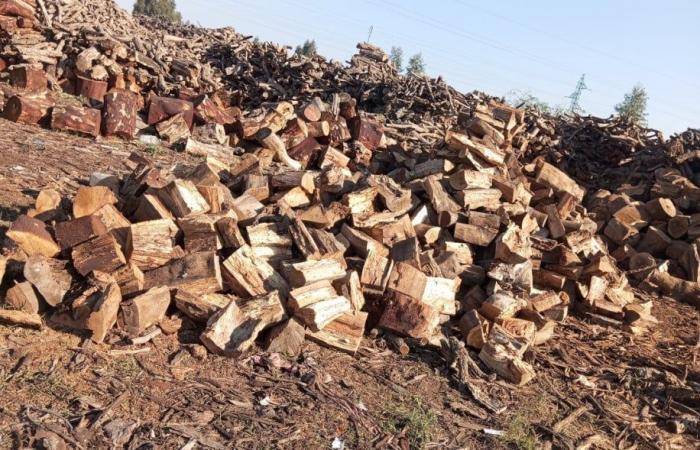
[51,105,101,137]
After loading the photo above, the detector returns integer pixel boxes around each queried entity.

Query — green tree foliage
[295,40,318,57]
[506,90,565,116]
[133,0,182,23]
[406,53,426,76]
[615,84,648,125]
[389,46,403,72]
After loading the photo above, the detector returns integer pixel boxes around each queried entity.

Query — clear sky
[116,0,699,134]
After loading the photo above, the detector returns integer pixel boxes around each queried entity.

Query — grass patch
[143,145,162,156]
[380,397,437,450]
[500,393,552,450]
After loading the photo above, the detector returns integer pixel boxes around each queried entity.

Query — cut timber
[157,179,210,217]
[7,215,60,257]
[613,204,649,230]
[112,263,144,297]
[270,171,316,194]
[645,197,676,221]
[194,123,228,145]
[535,160,586,201]
[132,193,174,222]
[459,310,490,350]
[180,215,223,253]
[93,204,131,247]
[454,223,498,247]
[216,216,246,249]
[543,204,566,240]
[360,251,393,296]
[231,194,264,225]
[423,176,460,214]
[0,309,42,329]
[422,277,459,315]
[256,127,302,169]
[479,293,527,321]
[4,95,52,125]
[456,189,502,210]
[378,293,440,340]
[54,215,108,250]
[73,186,117,218]
[334,271,365,312]
[636,226,672,256]
[246,222,292,265]
[10,66,47,91]
[119,286,171,336]
[264,318,306,357]
[155,112,191,144]
[449,169,492,190]
[143,252,222,295]
[341,223,388,258]
[604,218,638,246]
[445,129,505,166]
[103,89,138,139]
[148,96,194,129]
[495,224,531,263]
[31,189,61,216]
[6,281,40,314]
[200,291,286,355]
[71,234,126,276]
[479,325,535,385]
[23,256,71,307]
[175,291,232,322]
[126,219,177,270]
[80,283,122,343]
[306,311,368,355]
[288,280,337,311]
[0,1,35,19]
[221,245,289,298]
[51,105,101,138]
[287,259,346,287]
[296,296,352,331]
[348,116,384,151]
[646,270,700,307]
[77,76,107,102]
[387,262,428,300]
[668,216,689,239]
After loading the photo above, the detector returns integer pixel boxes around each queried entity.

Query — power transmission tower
[567,74,589,114]
[366,25,373,43]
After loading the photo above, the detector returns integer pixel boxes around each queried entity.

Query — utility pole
[366,25,374,43]
[567,74,589,114]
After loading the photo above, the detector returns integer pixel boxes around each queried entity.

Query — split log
[126,219,177,270]
[479,293,527,321]
[256,127,302,170]
[479,325,535,385]
[0,0,35,19]
[71,234,126,276]
[306,311,368,355]
[119,286,171,336]
[535,160,585,201]
[0,309,42,329]
[143,252,222,295]
[200,291,286,355]
[6,281,40,314]
[73,186,117,218]
[264,318,306,356]
[112,263,144,297]
[459,310,490,349]
[360,251,393,296]
[157,179,210,217]
[7,215,60,257]
[175,290,232,322]
[287,259,346,287]
[454,223,498,247]
[349,116,384,151]
[155,112,190,144]
[148,96,194,128]
[221,245,289,298]
[296,296,352,331]
[78,283,122,343]
[54,215,108,250]
[180,215,223,253]
[378,293,440,340]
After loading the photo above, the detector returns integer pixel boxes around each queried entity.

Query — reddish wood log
[9,66,46,92]
[349,117,384,151]
[148,96,194,129]
[77,76,108,102]
[194,95,236,124]
[51,105,101,137]
[3,95,52,124]
[288,137,322,168]
[0,0,35,19]
[102,89,138,139]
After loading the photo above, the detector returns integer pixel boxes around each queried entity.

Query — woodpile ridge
[0,0,698,390]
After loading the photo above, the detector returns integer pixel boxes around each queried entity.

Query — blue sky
[117,0,699,134]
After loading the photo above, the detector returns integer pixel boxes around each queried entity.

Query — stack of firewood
[592,167,700,308]
[0,93,657,386]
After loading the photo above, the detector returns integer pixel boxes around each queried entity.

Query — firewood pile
[0,85,660,386]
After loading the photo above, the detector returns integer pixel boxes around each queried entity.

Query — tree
[295,40,318,57]
[615,84,648,125]
[506,90,565,116]
[406,53,426,76]
[133,0,182,23]
[389,46,403,72]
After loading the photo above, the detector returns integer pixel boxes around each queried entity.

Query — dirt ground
[0,119,699,450]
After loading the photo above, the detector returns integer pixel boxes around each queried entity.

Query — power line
[567,74,589,114]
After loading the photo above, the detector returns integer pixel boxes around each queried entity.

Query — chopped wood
[119,286,171,336]
[143,251,222,295]
[6,214,60,257]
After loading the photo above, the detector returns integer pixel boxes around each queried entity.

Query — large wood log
[51,105,101,137]
[0,1,35,19]
[6,215,60,257]
[143,251,223,295]
[200,291,286,355]
[148,96,194,128]
[3,95,52,124]
[10,65,46,91]
[54,215,108,250]
[221,245,289,298]
[73,186,118,218]
[102,89,138,139]
[71,234,126,276]
[76,76,108,102]
[306,311,368,355]
[126,219,177,270]
[6,281,40,314]
[174,290,231,322]
[157,179,210,218]
[119,286,171,336]
[378,293,440,340]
